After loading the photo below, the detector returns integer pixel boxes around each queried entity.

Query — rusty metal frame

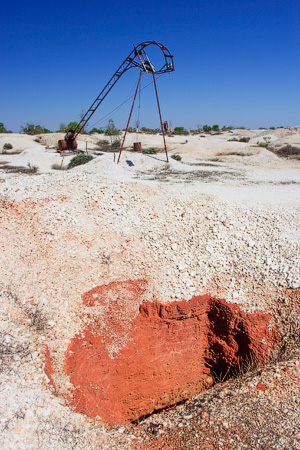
[152,73,169,163]
[117,71,169,163]
[71,42,174,139]
[117,71,143,164]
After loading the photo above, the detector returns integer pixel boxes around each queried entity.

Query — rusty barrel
[58,139,78,151]
[58,140,67,151]
[133,142,141,152]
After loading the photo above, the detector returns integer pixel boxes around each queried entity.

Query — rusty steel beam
[70,42,174,139]
[152,73,169,163]
[117,71,143,164]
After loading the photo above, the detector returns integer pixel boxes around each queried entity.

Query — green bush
[203,125,212,133]
[142,148,158,154]
[89,127,104,134]
[239,137,250,143]
[173,126,190,135]
[212,124,219,132]
[67,154,94,169]
[171,154,182,161]
[3,143,13,150]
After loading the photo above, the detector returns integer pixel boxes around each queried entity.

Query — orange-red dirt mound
[46,280,278,425]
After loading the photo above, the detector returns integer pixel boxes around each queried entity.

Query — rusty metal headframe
[71,42,174,138]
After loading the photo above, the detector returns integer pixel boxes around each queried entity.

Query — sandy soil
[0,128,300,449]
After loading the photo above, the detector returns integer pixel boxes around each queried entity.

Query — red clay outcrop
[46,280,277,424]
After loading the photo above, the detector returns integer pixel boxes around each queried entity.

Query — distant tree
[59,123,67,132]
[21,123,50,135]
[203,125,212,133]
[65,116,88,134]
[123,127,135,132]
[174,126,185,132]
[212,124,219,132]
[66,121,79,132]
[105,119,121,149]
[0,122,7,133]
[105,118,121,136]
[89,127,104,134]
[0,122,12,133]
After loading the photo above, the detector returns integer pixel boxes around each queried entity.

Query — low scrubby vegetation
[27,162,39,173]
[142,148,158,155]
[257,137,271,148]
[2,143,13,150]
[67,154,94,169]
[140,127,161,134]
[171,154,182,161]
[217,151,249,157]
[51,163,68,170]
[270,145,300,159]
[228,137,250,143]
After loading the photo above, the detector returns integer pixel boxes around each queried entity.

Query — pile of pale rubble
[0,147,300,449]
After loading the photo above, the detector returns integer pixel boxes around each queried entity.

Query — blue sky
[1,0,299,132]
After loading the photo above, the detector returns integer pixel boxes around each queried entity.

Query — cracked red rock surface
[43,280,278,424]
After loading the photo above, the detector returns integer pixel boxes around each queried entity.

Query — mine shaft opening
[204,302,260,383]
[46,282,278,425]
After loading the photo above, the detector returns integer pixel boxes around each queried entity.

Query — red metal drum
[58,140,67,151]
[133,142,141,152]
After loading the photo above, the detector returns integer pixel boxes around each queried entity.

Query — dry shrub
[271,144,300,158]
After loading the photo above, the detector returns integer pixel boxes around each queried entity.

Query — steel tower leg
[117,71,143,164]
[152,73,169,163]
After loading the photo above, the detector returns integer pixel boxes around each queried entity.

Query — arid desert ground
[1,127,300,449]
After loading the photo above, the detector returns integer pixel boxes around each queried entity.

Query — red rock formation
[54,280,277,424]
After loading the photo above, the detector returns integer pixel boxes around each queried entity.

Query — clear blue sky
[1,0,299,132]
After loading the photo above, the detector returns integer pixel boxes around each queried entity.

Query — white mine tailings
[1,128,300,449]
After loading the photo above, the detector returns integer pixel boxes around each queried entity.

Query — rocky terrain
[0,127,300,449]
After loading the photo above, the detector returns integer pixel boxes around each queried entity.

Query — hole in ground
[45,281,279,425]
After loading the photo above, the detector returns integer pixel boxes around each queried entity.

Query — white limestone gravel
[0,130,300,449]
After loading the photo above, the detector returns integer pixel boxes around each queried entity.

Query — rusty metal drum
[133,142,141,152]
[58,140,67,151]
